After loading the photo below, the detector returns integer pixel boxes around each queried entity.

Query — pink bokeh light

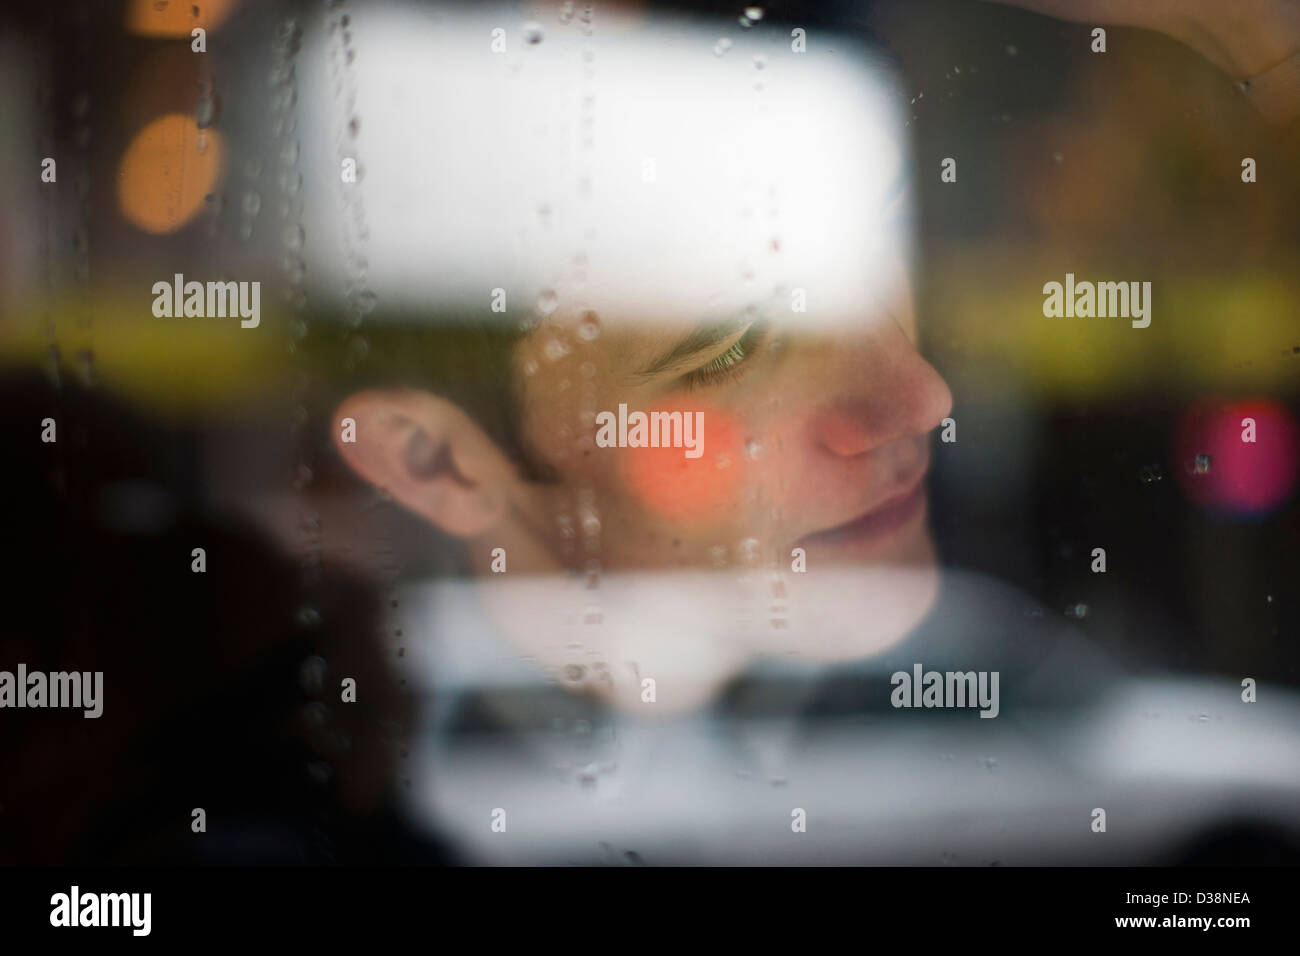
[1173,398,1300,516]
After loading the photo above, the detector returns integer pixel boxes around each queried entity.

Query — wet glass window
[2,0,1299,874]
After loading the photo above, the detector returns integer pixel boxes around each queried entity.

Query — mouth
[796,475,928,551]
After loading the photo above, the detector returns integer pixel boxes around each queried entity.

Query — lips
[797,474,928,549]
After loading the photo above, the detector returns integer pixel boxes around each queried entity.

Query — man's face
[420,253,958,710]
[508,250,953,577]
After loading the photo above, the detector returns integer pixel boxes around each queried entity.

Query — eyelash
[680,324,767,390]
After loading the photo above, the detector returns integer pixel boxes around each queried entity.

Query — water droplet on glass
[744,438,764,460]
[283,254,307,284]
[563,664,586,682]
[281,139,300,164]
[242,191,262,217]
[1005,44,1018,56]
[753,54,766,69]
[1139,464,1163,484]
[298,655,327,694]
[279,17,304,52]
[523,21,545,44]
[347,287,378,315]
[1052,151,1064,164]
[560,1,575,24]
[744,6,765,21]
[347,116,361,138]
[196,92,218,129]
[523,359,539,377]
[282,223,305,249]
[537,288,559,315]
[576,311,601,341]
[714,37,733,55]
[296,603,322,629]
[1065,602,1089,619]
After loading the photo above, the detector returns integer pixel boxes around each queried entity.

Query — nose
[812,327,953,458]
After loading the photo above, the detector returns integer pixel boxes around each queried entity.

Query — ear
[332,389,520,538]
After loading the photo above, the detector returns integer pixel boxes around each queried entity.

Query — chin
[752,519,941,663]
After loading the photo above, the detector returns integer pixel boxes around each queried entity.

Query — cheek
[622,401,744,522]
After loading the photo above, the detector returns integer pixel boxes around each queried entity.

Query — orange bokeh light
[118,113,224,234]
[126,0,235,37]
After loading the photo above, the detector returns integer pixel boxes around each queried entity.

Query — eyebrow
[634,316,751,378]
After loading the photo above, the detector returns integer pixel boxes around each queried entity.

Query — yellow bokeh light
[118,113,224,234]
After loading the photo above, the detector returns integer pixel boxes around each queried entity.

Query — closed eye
[680,322,769,390]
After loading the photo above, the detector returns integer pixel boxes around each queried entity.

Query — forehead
[300,2,914,335]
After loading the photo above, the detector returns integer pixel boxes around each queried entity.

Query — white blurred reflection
[298,1,912,329]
